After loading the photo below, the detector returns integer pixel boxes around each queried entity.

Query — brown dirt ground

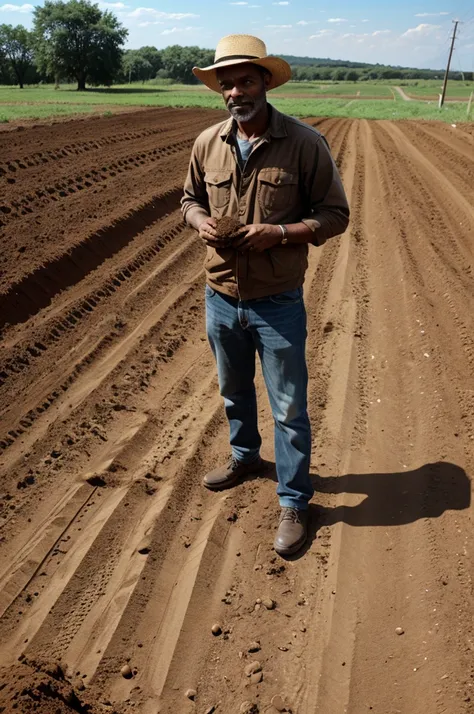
[0,107,473,714]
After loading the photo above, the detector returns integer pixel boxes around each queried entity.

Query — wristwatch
[279,224,289,245]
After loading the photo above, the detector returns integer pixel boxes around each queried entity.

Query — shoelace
[280,507,301,523]
[228,456,261,471]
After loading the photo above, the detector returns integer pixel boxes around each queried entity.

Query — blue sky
[1,0,474,69]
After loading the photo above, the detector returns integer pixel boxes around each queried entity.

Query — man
[181,34,349,556]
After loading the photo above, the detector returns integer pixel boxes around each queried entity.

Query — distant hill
[278,54,442,72]
[276,54,472,81]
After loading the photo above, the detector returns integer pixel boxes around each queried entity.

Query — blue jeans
[205,284,314,510]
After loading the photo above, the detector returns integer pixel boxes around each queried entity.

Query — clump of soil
[214,216,244,245]
[0,658,117,714]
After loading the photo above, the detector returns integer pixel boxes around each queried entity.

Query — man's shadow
[256,461,471,559]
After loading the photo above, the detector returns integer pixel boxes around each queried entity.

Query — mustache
[227,100,254,107]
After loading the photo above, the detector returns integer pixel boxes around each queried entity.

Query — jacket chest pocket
[205,170,232,211]
[258,169,298,213]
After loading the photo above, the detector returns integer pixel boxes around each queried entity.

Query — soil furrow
[0,110,472,714]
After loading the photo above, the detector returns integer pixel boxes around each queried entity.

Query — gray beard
[228,94,266,122]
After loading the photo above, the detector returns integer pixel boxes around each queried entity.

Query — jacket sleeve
[300,135,350,246]
[181,136,210,228]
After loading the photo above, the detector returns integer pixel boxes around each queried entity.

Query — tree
[161,45,213,84]
[345,70,359,82]
[332,68,346,81]
[0,24,34,88]
[33,0,128,90]
[138,45,162,76]
[378,68,402,80]
[122,49,152,83]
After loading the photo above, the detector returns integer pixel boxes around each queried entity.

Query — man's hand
[198,217,232,249]
[198,216,217,242]
[233,223,282,252]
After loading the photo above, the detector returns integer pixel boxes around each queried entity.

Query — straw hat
[193,34,292,92]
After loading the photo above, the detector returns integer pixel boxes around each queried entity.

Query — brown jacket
[181,105,349,300]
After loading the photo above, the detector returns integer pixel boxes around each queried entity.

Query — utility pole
[440,20,459,108]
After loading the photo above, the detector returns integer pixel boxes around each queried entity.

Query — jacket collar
[219,103,287,144]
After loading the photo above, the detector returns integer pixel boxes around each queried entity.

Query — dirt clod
[0,659,109,714]
[271,694,286,711]
[240,702,259,714]
[245,661,262,677]
[214,216,243,245]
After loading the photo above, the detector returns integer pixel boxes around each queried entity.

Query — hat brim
[192,56,292,93]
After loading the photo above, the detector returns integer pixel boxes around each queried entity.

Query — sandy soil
[0,108,473,714]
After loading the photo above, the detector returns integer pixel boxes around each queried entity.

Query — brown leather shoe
[274,508,309,556]
[203,456,268,491]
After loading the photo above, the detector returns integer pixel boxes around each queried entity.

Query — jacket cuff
[183,205,210,228]
[301,217,326,246]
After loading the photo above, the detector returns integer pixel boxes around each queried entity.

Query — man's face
[216,63,270,122]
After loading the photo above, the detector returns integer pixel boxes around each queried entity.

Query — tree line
[0,0,126,89]
[290,64,471,82]
[0,0,215,90]
[0,0,471,90]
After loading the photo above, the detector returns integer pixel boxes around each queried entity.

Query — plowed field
[0,108,473,714]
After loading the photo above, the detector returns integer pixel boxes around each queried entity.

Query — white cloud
[127,7,198,19]
[98,1,128,7]
[161,25,200,34]
[402,23,441,37]
[309,28,334,38]
[328,17,347,23]
[230,2,248,4]
[362,18,369,22]
[272,1,289,4]
[296,19,317,25]
[265,23,292,27]
[138,20,163,26]
[0,3,33,11]
[372,29,391,35]
[415,12,449,17]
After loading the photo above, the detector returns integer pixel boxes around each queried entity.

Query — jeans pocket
[205,284,216,298]
[269,287,303,305]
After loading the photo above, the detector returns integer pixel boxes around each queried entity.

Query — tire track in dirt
[0,111,356,714]
[0,189,185,329]
[0,110,473,714]
[0,108,221,295]
[0,116,188,178]
[0,139,193,224]
[304,119,474,714]
[396,121,474,204]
